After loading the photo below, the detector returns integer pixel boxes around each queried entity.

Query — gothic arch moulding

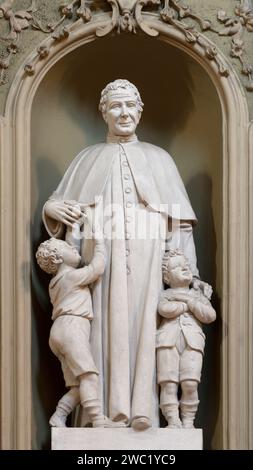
[0,1,252,449]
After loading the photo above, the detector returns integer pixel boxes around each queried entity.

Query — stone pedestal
[52,428,203,450]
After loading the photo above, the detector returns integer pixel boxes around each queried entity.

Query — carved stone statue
[36,216,125,428]
[156,250,216,429]
[42,79,201,430]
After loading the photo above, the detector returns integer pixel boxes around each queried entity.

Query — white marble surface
[52,428,203,450]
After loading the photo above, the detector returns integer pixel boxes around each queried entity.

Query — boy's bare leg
[49,386,80,427]
[79,373,126,428]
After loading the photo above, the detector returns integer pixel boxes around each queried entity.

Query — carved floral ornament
[0,0,253,90]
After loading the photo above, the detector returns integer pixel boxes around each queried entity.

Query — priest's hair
[36,238,63,275]
[99,79,144,113]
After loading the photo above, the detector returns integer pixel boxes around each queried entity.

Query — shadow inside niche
[53,33,195,147]
[186,173,221,449]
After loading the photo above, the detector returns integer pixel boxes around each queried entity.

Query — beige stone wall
[188,0,253,117]
[0,0,252,117]
[0,0,252,450]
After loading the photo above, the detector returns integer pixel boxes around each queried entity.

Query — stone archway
[0,6,251,449]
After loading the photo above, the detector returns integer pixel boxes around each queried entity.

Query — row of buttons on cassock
[120,149,133,275]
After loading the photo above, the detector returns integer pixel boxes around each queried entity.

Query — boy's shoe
[166,417,182,429]
[49,412,67,427]
[181,418,194,429]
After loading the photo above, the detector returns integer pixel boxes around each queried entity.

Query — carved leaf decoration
[10,16,30,33]
[231,48,242,58]
[161,7,176,21]
[234,4,251,18]
[245,17,253,32]
[217,10,229,23]
[120,11,136,33]
[96,0,119,37]
[218,64,229,77]
[198,18,212,31]
[3,31,17,40]
[0,56,11,69]
[31,17,52,33]
[24,62,36,76]
[7,42,18,54]
[77,6,92,22]
[0,1,13,15]
[135,0,159,36]
[15,11,33,20]
[205,46,217,60]
[217,8,244,36]
[242,63,253,76]
[184,28,197,43]
[27,1,38,14]
[37,45,50,59]
[0,0,251,92]
[52,26,70,41]
[233,37,244,47]
[177,6,191,19]
[59,3,74,18]
[218,22,242,37]
[231,40,244,59]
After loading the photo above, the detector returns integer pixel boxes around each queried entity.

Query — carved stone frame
[0,12,252,449]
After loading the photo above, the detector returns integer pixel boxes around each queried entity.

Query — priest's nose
[120,104,129,117]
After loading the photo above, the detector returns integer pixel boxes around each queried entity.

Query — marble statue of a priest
[43,79,199,430]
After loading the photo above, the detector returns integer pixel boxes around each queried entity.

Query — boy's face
[53,240,81,269]
[164,255,193,288]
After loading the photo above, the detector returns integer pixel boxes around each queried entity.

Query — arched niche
[31,34,222,449]
[0,12,251,450]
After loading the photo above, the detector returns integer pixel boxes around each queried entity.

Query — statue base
[51,428,203,450]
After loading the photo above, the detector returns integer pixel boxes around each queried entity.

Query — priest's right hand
[44,199,83,228]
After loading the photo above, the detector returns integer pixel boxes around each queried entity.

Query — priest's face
[103,89,141,137]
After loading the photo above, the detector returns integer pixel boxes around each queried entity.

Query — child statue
[36,210,125,428]
[156,249,216,429]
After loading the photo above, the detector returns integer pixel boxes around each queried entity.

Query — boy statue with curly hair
[156,249,216,429]
[36,215,125,429]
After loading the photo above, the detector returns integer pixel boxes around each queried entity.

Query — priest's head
[99,79,144,138]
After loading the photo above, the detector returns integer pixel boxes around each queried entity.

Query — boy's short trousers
[49,315,98,387]
[157,332,203,383]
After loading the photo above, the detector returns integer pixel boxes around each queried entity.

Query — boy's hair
[36,238,63,275]
[162,249,185,275]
